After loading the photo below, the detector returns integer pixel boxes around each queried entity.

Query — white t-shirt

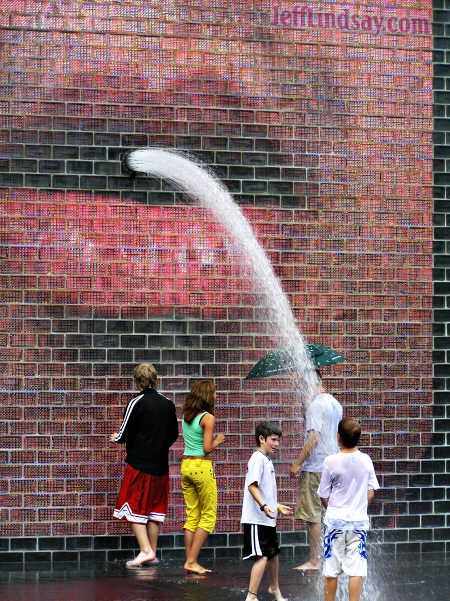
[302,392,343,473]
[241,450,277,527]
[318,450,380,529]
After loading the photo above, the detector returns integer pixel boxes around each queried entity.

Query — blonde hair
[134,362,157,390]
[182,380,216,424]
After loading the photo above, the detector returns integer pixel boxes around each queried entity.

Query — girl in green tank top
[182,411,209,456]
[181,380,225,574]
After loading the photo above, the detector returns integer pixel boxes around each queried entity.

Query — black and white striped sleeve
[113,393,143,443]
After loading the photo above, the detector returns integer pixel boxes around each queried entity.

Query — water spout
[126,148,317,404]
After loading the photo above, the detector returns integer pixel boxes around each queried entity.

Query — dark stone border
[433,0,450,556]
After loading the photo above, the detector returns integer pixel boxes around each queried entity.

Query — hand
[290,463,301,477]
[215,433,225,445]
[263,505,276,519]
[278,504,294,516]
[109,432,118,442]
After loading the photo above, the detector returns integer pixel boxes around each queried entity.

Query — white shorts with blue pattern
[323,525,368,577]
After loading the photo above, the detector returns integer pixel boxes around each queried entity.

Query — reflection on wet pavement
[0,556,448,601]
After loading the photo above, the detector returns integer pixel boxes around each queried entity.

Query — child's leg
[324,576,338,601]
[185,527,211,573]
[345,530,365,601]
[348,576,363,601]
[267,555,287,601]
[184,461,216,573]
[125,523,156,566]
[131,523,154,554]
[146,520,160,554]
[246,556,268,601]
[182,460,208,573]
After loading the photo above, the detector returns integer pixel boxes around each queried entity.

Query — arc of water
[126,148,317,404]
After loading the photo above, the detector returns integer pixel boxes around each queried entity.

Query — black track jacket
[113,387,178,475]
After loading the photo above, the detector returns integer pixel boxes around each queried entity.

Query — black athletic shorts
[242,523,280,560]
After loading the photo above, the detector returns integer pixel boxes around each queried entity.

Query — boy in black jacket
[111,363,178,567]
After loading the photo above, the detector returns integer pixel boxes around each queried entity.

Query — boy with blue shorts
[241,422,293,601]
[318,417,379,601]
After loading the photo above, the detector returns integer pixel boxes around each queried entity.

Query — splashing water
[126,147,317,404]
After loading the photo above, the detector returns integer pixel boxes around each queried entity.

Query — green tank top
[182,412,208,456]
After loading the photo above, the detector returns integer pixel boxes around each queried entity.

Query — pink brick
[0,8,434,541]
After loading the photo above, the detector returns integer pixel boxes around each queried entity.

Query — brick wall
[432,0,450,553]
[0,0,444,565]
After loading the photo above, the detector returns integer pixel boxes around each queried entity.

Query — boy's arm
[290,430,319,476]
[317,460,331,508]
[367,488,375,503]
[248,482,276,519]
[109,398,138,444]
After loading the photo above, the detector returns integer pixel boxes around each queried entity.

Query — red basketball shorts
[113,464,169,524]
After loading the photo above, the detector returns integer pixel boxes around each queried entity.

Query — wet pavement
[0,555,448,601]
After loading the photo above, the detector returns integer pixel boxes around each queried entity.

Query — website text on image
[271,5,432,36]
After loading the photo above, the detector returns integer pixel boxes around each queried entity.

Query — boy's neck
[257,446,268,456]
[339,445,358,453]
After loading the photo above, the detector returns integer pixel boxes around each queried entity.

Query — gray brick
[53,146,79,159]
[39,160,65,173]
[67,160,93,174]
[80,175,107,189]
[0,172,23,186]
[53,174,79,188]
[80,146,106,160]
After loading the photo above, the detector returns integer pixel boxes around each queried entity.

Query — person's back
[111,362,179,568]
[302,392,342,473]
[180,381,225,575]
[320,450,377,528]
[318,418,379,601]
[182,411,208,456]
[290,374,343,572]
[118,387,178,475]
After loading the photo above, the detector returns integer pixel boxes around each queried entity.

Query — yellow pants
[181,458,217,534]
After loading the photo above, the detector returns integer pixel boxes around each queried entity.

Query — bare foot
[245,593,259,601]
[293,560,320,571]
[184,561,211,574]
[146,556,159,565]
[126,549,156,568]
[268,585,287,601]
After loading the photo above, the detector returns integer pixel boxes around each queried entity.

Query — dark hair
[255,421,282,446]
[315,367,322,380]
[338,417,361,448]
[182,380,216,424]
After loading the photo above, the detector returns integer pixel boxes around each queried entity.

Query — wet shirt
[302,393,343,473]
[318,449,380,530]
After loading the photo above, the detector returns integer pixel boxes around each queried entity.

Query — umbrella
[245,344,345,379]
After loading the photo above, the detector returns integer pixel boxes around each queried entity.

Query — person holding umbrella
[289,366,342,570]
[245,344,345,572]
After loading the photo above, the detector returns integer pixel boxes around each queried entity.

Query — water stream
[126,148,317,405]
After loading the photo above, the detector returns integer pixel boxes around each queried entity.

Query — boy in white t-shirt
[241,422,293,601]
[318,418,379,601]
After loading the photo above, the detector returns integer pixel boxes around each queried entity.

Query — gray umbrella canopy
[245,344,345,379]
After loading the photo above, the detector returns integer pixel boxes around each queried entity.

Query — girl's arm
[200,413,225,454]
